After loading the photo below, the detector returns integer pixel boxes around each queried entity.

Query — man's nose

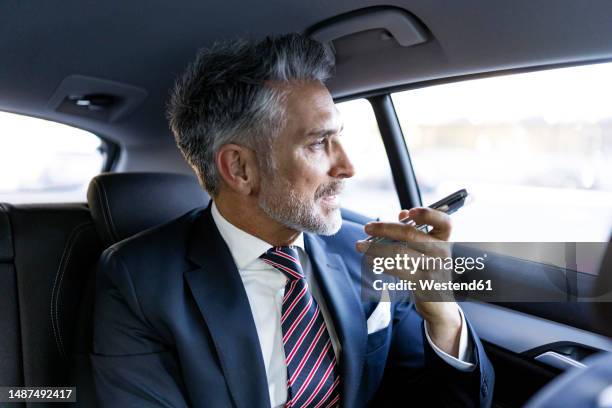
[329,142,355,179]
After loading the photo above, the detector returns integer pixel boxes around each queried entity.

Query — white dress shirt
[210,201,474,407]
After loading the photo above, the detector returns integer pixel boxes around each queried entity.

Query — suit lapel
[304,233,367,408]
[184,205,271,408]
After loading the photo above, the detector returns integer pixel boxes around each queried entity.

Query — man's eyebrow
[306,125,344,137]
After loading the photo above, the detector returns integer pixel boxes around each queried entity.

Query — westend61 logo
[371,253,488,275]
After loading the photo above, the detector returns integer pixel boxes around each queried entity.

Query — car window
[0,111,105,203]
[392,62,612,242]
[335,98,401,220]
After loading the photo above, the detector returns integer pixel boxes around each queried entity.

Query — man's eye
[311,138,326,147]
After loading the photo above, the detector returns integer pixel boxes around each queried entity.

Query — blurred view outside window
[0,112,104,203]
[393,62,612,242]
[336,99,401,220]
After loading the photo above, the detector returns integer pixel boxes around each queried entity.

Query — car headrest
[87,172,210,247]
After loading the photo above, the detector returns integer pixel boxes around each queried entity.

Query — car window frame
[0,109,120,198]
[336,56,612,210]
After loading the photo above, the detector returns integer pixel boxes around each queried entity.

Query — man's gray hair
[167,33,335,196]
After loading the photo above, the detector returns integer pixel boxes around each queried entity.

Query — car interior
[1,1,611,407]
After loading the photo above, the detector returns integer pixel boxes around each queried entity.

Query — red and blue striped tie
[260,246,340,408]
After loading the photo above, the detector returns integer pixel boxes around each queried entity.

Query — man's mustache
[315,180,345,199]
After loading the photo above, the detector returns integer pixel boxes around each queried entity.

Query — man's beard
[258,174,344,236]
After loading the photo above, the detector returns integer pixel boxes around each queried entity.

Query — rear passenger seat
[0,202,102,408]
[0,205,23,399]
[0,172,209,407]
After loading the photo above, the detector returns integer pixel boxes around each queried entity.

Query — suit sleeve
[90,248,190,408]
[372,301,494,407]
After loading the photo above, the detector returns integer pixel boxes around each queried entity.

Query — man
[91,34,494,407]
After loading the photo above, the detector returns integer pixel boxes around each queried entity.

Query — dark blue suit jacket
[91,204,494,407]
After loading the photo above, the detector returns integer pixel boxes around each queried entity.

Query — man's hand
[356,207,463,357]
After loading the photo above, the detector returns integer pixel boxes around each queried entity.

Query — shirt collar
[211,200,304,269]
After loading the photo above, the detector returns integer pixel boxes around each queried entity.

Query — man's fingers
[380,208,452,242]
[356,240,423,258]
[358,208,452,257]
[406,207,452,240]
[364,220,434,244]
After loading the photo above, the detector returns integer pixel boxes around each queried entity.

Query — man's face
[258,81,355,235]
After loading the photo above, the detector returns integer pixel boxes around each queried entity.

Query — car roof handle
[308,7,428,48]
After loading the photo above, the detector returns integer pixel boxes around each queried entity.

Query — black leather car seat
[74,172,209,406]
[0,202,103,408]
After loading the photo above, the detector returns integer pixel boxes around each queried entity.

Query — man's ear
[215,144,260,195]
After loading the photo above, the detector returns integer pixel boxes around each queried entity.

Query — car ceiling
[2,0,612,149]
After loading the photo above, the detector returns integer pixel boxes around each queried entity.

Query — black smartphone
[364,189,469,243]
[426,188,469,216]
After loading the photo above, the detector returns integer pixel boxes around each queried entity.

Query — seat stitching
[51,221,94,357]
[50,221,95,357]
[92,179,115,244]
[99,181,120,243]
